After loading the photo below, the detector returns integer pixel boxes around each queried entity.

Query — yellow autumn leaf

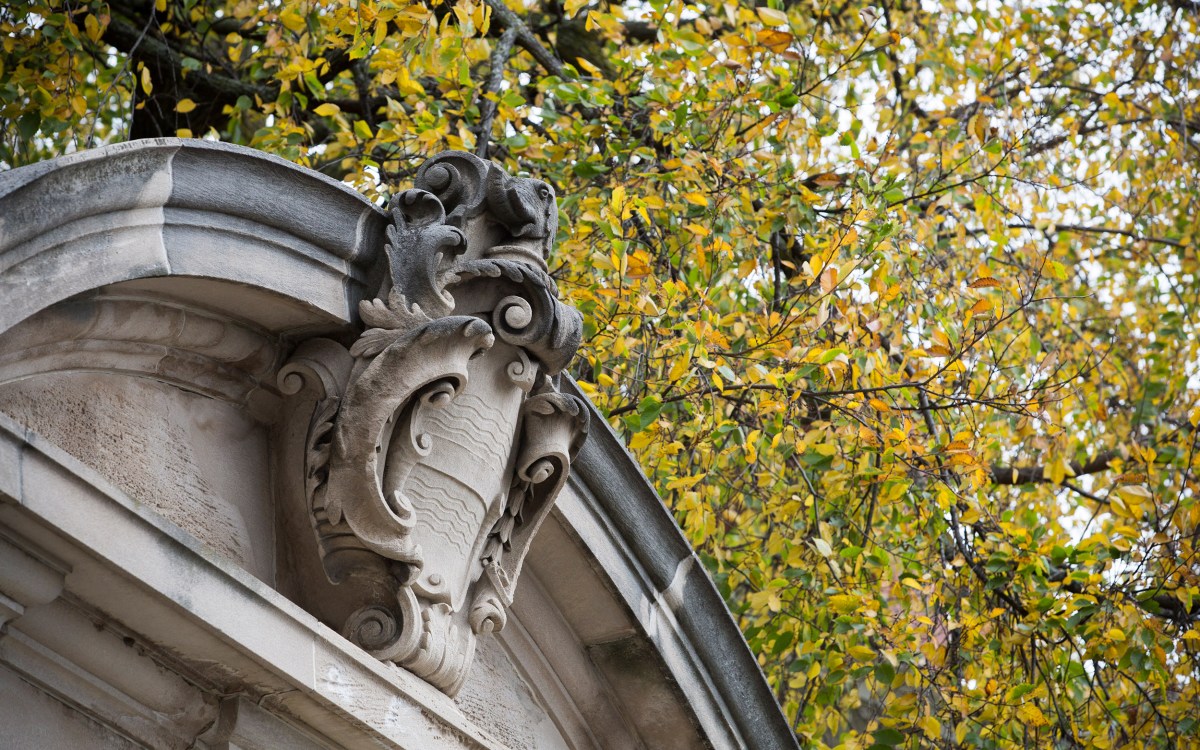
[1044,455,1075,484]
[175,98,197,113]
[1110,493,1133,519]
[611,184,626,210]
[1016,703,1048,727]
[84,13,102,42]
[968,277,1002,288]
[848,644,875,661]
[279,8,306,32]
[756,7,789,26]
[575,56,604,77]
[967,298,992,318]
[919,716,941,739]
[819,266,837,293]
[667,357,690,382]
[1115,484,1152,500]
[828,594,859,614]
[969,112,988,142]
[758,29,793,52]
[564,0,589,17]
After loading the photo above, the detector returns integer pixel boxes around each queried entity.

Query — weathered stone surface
[455,635,570,749]
[0,372,275,582]
[0,666,144,750]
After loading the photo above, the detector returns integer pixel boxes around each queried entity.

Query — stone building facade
[0,140,798,749]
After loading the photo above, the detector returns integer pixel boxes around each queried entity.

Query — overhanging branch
[482,0,568,78]
[990,450,1118,485]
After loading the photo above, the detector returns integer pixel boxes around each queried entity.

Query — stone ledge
[0,410,508,750]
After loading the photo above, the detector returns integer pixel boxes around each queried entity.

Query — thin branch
[1006,222,1185,249]
[482,0,568,78]
[475,26,519,159]
[990,450,1119,486]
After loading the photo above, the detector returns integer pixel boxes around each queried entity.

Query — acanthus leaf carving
[277,151,588,696]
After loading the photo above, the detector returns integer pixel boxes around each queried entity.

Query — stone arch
[0,139,799,750]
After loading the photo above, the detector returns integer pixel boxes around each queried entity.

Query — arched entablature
[0,140,797,750]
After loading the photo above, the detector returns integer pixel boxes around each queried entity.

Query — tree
[4,0,1200,746]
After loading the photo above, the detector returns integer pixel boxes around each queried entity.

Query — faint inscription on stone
[0,372,272,579]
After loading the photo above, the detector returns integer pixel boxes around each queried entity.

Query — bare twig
[475,26,519,159]
[482,0,568,78]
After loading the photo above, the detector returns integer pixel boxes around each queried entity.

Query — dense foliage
[4,0,1200,745]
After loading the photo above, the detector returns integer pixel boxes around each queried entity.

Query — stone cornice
[0,138,386,335]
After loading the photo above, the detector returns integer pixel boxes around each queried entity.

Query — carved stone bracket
[277,152,588,695]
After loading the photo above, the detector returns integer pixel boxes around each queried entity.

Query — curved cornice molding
[0,138,387,336]
[0,293,284,421]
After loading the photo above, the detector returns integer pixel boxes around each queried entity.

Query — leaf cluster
[4,0,1200,746]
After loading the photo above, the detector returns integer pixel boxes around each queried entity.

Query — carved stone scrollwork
[277,152,588,696]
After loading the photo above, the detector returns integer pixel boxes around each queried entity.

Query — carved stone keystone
[276,152,588,695]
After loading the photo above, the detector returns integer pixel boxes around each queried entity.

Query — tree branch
[1007,222,1185,249]
[990,450,1118,485]
[482,0,569,78]
[104,14,270,101]
[475,26,519,159]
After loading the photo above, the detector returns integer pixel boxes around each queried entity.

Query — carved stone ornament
[276,152,588,695]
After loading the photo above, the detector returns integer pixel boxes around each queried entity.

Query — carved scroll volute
[496,390,590,586]
[276,152,588,696]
